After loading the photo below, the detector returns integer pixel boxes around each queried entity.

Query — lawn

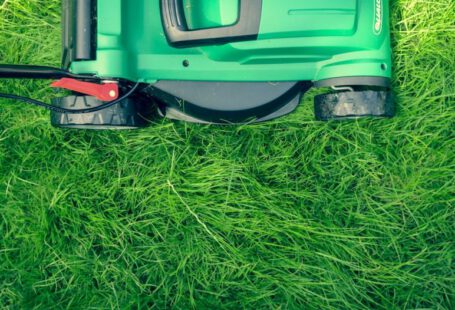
[0,0,454,309]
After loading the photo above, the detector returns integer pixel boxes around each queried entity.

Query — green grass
[0,0,454,308]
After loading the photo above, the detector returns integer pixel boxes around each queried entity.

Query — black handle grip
[160,0,263,47]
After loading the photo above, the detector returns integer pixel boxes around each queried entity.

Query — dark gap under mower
[0,0,394,129]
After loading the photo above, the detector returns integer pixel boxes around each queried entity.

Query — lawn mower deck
[0,0,394,129]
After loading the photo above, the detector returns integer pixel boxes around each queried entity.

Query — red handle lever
[51,78,119,101]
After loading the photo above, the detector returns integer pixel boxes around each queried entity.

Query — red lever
[51,78,119,101]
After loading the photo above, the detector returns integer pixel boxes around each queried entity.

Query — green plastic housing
[70,0,392,84]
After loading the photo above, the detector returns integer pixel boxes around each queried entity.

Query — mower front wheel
[314,89,394,121]
[50,96,150,130]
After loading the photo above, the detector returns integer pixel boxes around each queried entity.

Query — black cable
[0,82,141,114]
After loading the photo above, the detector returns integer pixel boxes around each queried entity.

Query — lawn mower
[0,0,394,129]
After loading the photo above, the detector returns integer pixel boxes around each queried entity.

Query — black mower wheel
[314,89,394,121]
[50,96,149,129]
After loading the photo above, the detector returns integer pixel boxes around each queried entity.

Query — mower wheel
[50,96,149,129]
[314,89,394,121]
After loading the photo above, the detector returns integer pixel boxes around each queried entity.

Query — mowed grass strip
[0,0,454,309]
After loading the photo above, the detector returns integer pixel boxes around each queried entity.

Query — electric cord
[0,82,140,114]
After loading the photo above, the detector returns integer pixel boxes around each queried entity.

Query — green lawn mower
[0,0,394,129]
